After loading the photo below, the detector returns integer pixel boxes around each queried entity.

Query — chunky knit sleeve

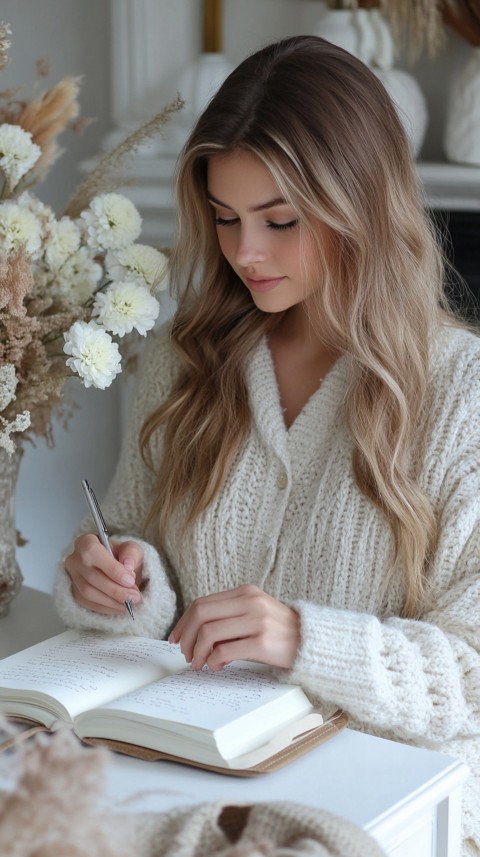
[54,325,179,638]
[282,330,480,750]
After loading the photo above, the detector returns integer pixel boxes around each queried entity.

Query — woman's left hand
[169,584,301,671]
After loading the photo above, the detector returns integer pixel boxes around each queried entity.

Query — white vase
[376,68,429,159]
[158,52,234,156]
[312,6,378,64]
[444,47,480,167]
[312,4,428,158]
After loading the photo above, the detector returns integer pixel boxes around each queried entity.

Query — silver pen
[81,479,135,620]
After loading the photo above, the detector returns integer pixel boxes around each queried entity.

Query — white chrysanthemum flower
[54,247,103,303]
[0,202,42,258]
[92,281,160,337]
[0,123,41,190]
[80,193,142,251]
[64,320,122,389]
[17,191,55,229]
[105,244,169,291]
[44,217,81,271]
[0,410,31,454]
[0,364,17,411]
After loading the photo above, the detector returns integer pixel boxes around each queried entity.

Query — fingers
[70,576,132,615]
[170,586,247,649]
[170,585,300,671]
[64,533,144,616]
[114,540,144,588]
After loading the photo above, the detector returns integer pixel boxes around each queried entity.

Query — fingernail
[122,559,135,576]
[121,573,135,586]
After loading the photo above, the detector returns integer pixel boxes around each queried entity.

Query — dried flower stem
[378,0,445,58]
[64,93,185,218]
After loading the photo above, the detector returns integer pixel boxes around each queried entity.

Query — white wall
[3,0,471,594]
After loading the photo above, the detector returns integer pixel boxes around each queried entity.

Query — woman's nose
[235,227,267,267]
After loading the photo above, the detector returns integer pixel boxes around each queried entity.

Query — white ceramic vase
[444,47,480,166]
[312,7,378,64]
[164,52,234,153]
[312,4,428,158]
[376,68,429,159]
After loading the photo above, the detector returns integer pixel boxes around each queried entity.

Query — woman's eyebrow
[206,192,289,212]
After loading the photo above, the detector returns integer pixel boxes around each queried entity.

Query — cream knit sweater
[55,323,480,855]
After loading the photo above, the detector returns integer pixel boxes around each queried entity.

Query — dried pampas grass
[380,0,445,58]
[16,76,82,184]
[0,719,133,857]
[356,0,454,58]
[65,92,184,218]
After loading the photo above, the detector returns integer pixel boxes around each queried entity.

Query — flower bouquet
[0,22,183,612]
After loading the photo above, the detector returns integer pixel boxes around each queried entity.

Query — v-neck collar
[245,336,350,463]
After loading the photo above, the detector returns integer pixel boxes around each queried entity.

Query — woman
[55,37,480,854]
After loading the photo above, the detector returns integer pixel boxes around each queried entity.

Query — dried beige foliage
[16,76,82,184]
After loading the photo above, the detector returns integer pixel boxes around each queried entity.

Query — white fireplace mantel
[417,162,480,211]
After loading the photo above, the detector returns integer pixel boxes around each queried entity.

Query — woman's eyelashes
[214,216,238,227]
[267,219,299,231]
[215,216,299,231]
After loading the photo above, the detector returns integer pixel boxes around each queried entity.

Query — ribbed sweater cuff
[53,536,177,639]
[284,600,382,712]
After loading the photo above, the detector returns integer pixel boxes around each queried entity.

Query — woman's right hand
[64,534,144,615]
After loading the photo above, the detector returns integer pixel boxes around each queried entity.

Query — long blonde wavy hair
[141,36,460,618]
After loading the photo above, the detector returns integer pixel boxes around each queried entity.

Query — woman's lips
[245,276,285,293]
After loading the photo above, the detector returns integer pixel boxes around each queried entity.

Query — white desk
[0,587,469,857]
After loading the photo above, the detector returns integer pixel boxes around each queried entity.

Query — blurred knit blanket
[0,721,385,857]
